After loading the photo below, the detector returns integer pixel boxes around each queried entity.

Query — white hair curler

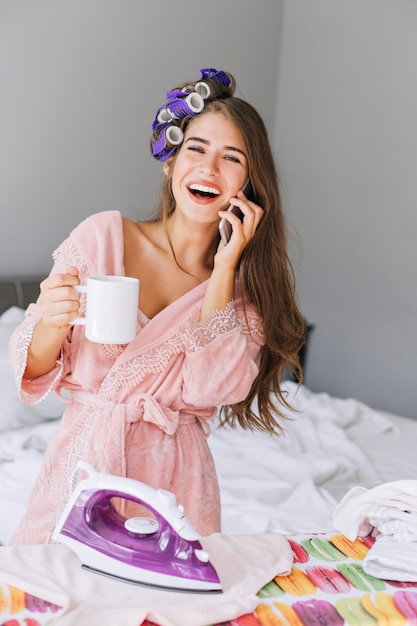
[165,125,184,147]
[157,107,174,124]
[182,92,204,114]
[194,81,211,99]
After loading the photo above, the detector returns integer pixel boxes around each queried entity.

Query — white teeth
[189,184,220,195]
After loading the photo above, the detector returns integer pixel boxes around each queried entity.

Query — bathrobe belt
[70,389,214,436]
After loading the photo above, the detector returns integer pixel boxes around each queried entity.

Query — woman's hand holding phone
[218,178,252,246]
[202,179,262,320]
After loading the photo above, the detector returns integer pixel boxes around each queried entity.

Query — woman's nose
[199,154,220,176]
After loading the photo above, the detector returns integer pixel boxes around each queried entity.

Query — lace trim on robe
[52,235,89,280]
[186,301,264,348]
[63,405,96,505]
[16,324,35,393]
[16,323,64,405]
[99,302,264,400]
[185,301,237,351]
[14,235,85,406]
[98,343,128,358]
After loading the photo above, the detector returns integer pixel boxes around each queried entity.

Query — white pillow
[0,307,66,431]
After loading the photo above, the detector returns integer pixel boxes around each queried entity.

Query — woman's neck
[164,215,217,280]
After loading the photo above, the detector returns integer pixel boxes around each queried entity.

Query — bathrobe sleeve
[9,211,124,405]
[181,300,264,407]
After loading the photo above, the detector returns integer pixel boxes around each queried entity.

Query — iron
[52,462,222,593]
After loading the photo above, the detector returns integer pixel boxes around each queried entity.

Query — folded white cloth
[333,480,417,540]
[333,480,417,582]
[363,535,417,582]
[365,504,417,542]
[0,533,292,626]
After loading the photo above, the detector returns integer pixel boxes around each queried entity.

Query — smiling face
[164,111,248,227]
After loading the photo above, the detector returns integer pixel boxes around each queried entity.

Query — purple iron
[52,462,222,593]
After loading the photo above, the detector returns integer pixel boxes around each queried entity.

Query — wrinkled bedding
[1,375,416,545]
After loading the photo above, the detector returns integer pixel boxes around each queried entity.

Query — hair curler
[165,125,183,147]
[194,81,211,99]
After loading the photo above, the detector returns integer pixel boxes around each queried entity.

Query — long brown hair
[149,73,305,434]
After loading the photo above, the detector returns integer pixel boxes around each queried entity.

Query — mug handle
[72,285,87,326]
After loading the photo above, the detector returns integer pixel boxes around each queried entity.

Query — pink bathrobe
[9,211,264,544]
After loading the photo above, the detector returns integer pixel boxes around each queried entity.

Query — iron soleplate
[81,564,223,594]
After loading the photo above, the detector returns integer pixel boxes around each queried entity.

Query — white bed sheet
[0,381,416,545]
[211,383,417,535]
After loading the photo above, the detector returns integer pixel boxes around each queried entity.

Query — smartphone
[218,178,252,246]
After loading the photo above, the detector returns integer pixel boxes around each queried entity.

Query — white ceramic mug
[73,276,139,344]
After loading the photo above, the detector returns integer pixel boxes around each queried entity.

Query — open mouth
[188,184,220,199]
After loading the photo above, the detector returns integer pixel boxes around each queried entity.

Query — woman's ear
[163,157,173,176]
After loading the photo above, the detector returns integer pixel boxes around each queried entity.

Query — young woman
[9,68,305,544]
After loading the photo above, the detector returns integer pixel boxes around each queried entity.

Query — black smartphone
[218,178,252,246]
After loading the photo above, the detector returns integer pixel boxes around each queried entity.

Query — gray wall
[0,0,283,270]
[275,0,417,419]
[1,0,416,419]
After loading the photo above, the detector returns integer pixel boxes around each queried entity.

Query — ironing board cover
[1,533,417,625]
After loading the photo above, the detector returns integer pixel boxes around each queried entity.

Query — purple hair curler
[151,125,184,159]
[150,68,232,162]
[199,68,231,86]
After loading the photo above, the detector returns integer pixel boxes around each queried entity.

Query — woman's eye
[188,145,204,153]
[225,154,241,164]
